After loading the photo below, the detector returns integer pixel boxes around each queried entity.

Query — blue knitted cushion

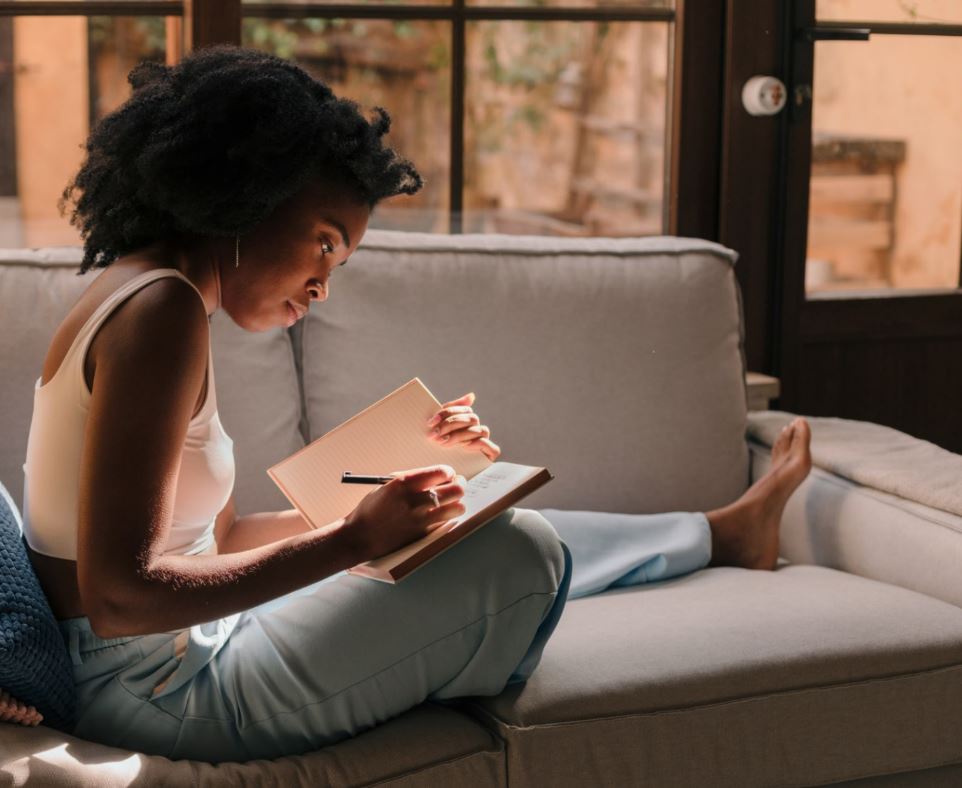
[0,480,76,731]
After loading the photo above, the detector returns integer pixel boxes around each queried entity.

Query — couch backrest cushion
[301,232,749,514]
[0,250,304,518]
[208,312,305,515]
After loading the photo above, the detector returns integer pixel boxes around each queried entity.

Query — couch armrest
[750,439,962,610]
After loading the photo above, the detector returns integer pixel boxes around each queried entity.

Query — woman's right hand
[341,465,466,562]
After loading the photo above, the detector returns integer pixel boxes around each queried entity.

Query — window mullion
[450,0,464,233]
[185,0,240,50]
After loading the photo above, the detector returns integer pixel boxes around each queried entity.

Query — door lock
[742,76,788,116]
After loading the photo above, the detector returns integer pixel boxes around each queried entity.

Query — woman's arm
[214,494,314,554]
[77,280,361,638]
[92,518,358,636]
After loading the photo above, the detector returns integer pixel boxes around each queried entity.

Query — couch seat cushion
[0,701,505,787]
[461,564,962,788]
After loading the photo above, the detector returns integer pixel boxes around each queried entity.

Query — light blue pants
[58,508,712,761]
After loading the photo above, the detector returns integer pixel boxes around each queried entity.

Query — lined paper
[267,378,492,530]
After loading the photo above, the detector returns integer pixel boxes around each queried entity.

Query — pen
[341,472,395,484]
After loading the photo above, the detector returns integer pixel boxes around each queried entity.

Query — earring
[235,234,240,269]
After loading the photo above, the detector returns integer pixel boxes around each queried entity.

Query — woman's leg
[132,507,569,762]
[539,509,711,600]
[539,416,814,600]
[66,420,811,761]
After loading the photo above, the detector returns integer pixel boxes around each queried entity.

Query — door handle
[800,27,871,42]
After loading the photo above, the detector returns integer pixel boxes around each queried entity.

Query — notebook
[267,378,553,583]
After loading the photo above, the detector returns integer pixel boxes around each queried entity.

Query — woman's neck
[137,237,225,317]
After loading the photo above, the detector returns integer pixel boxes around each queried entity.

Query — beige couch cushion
[0,249,303,518]
[301,231,748,515]
[749,410,962,519]
[209,311,304,515]
[459,564,962,788]
[0,702,505,787]
[752,440,962,613]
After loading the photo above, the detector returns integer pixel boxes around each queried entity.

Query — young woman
[19,45,812,761]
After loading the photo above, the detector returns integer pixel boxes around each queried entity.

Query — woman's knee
[488,507,567,594]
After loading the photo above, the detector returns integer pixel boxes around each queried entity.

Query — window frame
[0,0,724,237]
[771,0,962,437]
[780,1,962,360]
[244,1,678,233]
[796,16,962,296]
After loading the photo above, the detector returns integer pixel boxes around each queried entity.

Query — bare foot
[706,417,813,570]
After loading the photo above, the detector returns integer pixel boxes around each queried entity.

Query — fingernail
[427,415,440,427]
[432,427,440,436]
[439,435,449,443]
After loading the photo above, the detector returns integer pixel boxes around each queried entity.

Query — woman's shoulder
[65,259,204,342]
[81,264,211,431]
[43,261,208,393]
[89,263,210,372]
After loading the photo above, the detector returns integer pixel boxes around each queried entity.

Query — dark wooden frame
[0,2,181,14]
[715,0,792,373]
[184,0,239,48]
[781,3,962,370]
[241,2,677,233]
[772,0,812,410]
[0,0,236,52]
[0,1,225,50]
[0,17,15,196]
[669,0,725,240]
[0,1,726,238]
[776,0,962,450]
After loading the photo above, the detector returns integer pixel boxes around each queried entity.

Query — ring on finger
[428,490,440,508]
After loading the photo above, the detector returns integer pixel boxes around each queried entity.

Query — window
[1,0,685,243]
[242,2,675,234]
[0,7,177,247]
[805,1,962,294]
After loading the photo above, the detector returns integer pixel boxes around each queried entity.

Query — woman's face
[223,179,371,331]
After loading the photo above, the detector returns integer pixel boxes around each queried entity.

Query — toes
[790,418,812,447]
[773,422,795,454]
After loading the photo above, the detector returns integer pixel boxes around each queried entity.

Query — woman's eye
[321,240,334,255]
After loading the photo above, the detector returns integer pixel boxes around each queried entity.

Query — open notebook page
[268,378,492,530]
[357,462,547,571]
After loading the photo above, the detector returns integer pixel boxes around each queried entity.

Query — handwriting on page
[458,463,537,521]
[464,469,509,497]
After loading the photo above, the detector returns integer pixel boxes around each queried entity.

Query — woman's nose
[307,278,328,302]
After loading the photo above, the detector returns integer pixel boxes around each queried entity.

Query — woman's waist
[43,537,219,625]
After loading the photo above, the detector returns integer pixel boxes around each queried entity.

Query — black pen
[341,472,395,484]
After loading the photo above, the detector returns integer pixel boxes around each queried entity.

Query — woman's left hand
[427,392,501,462]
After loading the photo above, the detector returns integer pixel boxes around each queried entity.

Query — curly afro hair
[60,45,424,273]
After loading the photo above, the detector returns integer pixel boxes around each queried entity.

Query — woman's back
[23,260,230,619]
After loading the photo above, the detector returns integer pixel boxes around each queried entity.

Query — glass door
[806,1,962,295]
[778,0,962,451]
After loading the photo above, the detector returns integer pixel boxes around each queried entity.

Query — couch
[3,232,962,787]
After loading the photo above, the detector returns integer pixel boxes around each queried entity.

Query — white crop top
[21,268,235,561]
